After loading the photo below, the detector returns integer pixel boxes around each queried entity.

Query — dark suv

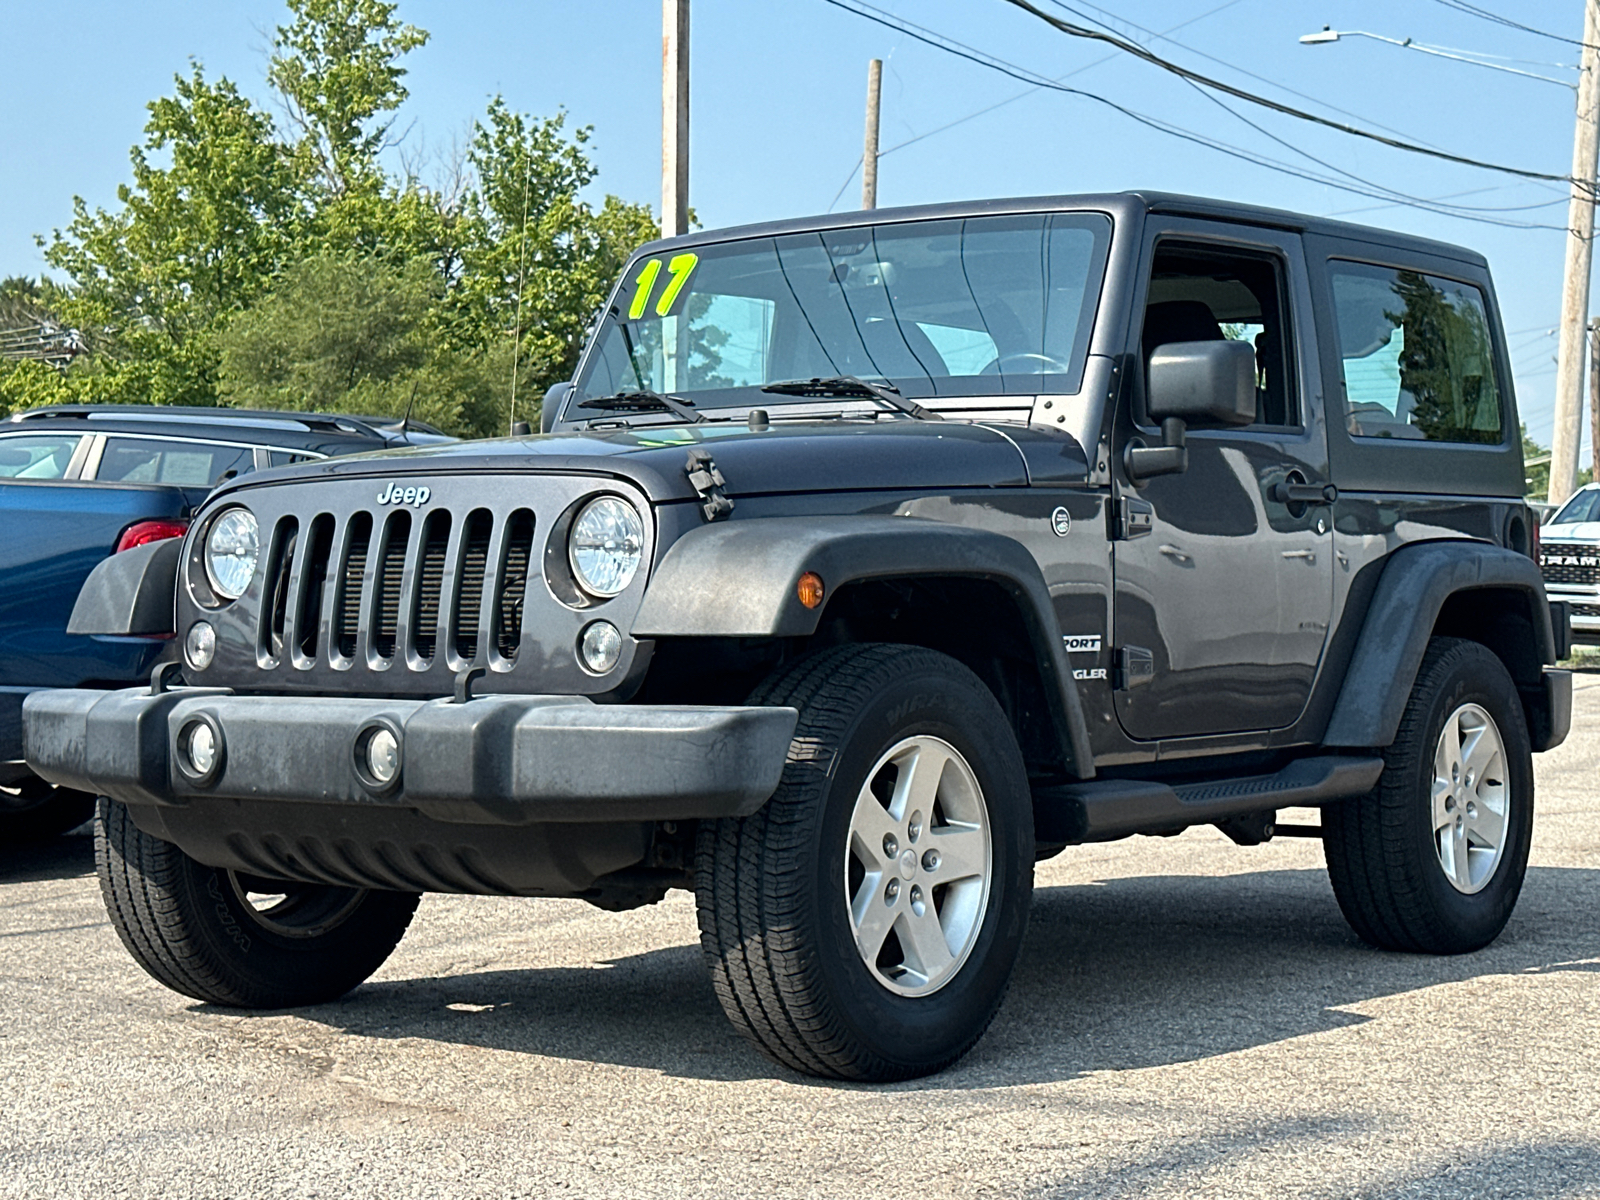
[25,194,1570,1081]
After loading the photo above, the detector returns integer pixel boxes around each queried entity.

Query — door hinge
[685,448,735,522]
[1116,495,1154,540]
[1115,645,1154,690]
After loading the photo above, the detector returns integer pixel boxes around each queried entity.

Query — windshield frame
[561,208,1114,426]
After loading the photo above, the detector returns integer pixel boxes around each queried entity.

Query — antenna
[508,149,533,436]
[400,378,419,442]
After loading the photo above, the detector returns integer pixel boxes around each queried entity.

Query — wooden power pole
[862,59,883,210]
[1592,317,1600,482]
[662,0,690,238]
[1550,0,1600,506]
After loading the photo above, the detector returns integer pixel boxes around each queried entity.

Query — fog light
[185,621,216,671]
[365,727,400,786]
[578,620,623,674]
[178,719,221,782]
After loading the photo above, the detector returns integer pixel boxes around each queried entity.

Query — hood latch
[685,448,734,522]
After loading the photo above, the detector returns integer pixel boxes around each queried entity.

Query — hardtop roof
[634,190,1487,269]
[5,404,449,452]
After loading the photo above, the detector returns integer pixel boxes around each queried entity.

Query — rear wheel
[0,777,94,842]
[95,798,420,1007]
[695,644,1034,1081]
[1324,638,1534,954]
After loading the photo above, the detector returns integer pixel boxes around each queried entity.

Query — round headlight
[204,508,259,601]
[568,497,644,598]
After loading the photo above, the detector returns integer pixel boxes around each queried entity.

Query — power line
[997,0,1592,193]
[1046,0,1445,150]
[818,0,1568,230]
[1431,0,1600,52]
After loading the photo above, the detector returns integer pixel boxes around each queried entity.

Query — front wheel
[695,644,1034,1081]
[1324,637,1535,954]
[96,798,420,1007]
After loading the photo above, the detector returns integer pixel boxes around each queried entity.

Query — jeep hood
[215,420,1089,504]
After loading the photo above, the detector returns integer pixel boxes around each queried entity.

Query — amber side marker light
[797,571,825,609]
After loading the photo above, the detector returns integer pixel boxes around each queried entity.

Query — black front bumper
[23,686,798,825]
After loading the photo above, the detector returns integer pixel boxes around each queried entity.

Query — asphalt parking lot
[3,672,1597,1200]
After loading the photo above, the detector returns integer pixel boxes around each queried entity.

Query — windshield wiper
[760,376,941,420]
[576,389,704,424]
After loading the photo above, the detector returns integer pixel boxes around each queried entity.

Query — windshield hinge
[1116,496,1154,540]
[685,448,735,522]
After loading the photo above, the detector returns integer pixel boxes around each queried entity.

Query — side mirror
[1148,340,1256,426]
[1126,341,1256,483]
[541,382,574,433]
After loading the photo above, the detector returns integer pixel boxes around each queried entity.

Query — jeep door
[1110,220,1335,740]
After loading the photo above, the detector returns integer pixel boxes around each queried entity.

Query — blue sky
[0,0,1590,454]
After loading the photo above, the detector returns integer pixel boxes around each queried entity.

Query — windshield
[569,212,1111,416]
[1552,489,1600,525]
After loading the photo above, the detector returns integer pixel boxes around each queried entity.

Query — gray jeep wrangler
[25,192,1572,1082]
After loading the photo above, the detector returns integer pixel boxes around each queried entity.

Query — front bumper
[23,686,799,825]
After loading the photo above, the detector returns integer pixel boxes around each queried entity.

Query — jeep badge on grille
[377,482,431,507]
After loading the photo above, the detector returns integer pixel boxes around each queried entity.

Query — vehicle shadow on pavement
[0,832,95,885]
[958,863,1600,1088]
[290,863,1600,1087]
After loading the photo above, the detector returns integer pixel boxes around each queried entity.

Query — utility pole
[861,58,883,210]
[1550,0,1600,507]
[1592,317,1600,482]
[662,0,690,238]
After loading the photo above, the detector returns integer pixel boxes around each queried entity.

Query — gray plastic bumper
[23,687,799,825]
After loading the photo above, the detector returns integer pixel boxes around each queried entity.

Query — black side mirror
[541,382,574,433]
[1149,339,1256,426]
[1126,340,1256,482]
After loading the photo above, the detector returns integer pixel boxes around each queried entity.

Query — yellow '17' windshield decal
[627,258,662,320]
[625,252,699,320]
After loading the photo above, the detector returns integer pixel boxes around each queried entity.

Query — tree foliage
[3,0,655,433]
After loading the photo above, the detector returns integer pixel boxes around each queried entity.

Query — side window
[1140,243,1296,427]
[1329,261,1503,444]
[0,434,81,479]
[268,451,315,468]
[97,438,255,486]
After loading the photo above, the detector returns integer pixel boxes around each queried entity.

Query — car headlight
[568,496,644,598]
[204,508,259,601]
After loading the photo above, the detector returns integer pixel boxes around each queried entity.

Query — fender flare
[1322,540,1556,749]
[66,537,181,637]
[631,515,1095,779]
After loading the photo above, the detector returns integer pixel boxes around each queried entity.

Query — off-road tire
[0,779,95,842]
[1324,637,1534,954]
[695,643,1034,1081]
[95,798,421,1007]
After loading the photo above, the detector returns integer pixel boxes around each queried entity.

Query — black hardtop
[632,190,1487,268]
[8,404,450,456]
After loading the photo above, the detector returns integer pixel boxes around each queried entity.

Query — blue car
[0,405,450,839]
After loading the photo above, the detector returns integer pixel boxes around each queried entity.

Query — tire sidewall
[802,654,1033,1068]
[1403,644,1534,948]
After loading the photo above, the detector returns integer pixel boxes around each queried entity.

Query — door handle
[1271,481,1338,505]
[1281,549,1317,563]
[1158,543,1191,564]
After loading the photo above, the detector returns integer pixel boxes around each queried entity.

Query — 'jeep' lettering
[376,482,432,508]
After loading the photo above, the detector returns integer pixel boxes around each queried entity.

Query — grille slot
[294,514,335,663]
[260,518,298,664]
[372,511,411,661]
[495,510,535,661]
[452,510,494,663]
[411,512,452,663]
[335,513,373,660]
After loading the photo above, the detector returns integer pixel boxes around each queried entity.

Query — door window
[0,434,81,479]
[96,438,255,486]
[1328,261,1503,444]
[1140,244,1296,427]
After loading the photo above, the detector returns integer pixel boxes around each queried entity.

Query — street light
[1298,26,1576,88]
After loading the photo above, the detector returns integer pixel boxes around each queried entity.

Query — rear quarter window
[1329,261,1503,445]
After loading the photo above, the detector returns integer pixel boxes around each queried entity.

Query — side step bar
[1033,754,1384,844]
